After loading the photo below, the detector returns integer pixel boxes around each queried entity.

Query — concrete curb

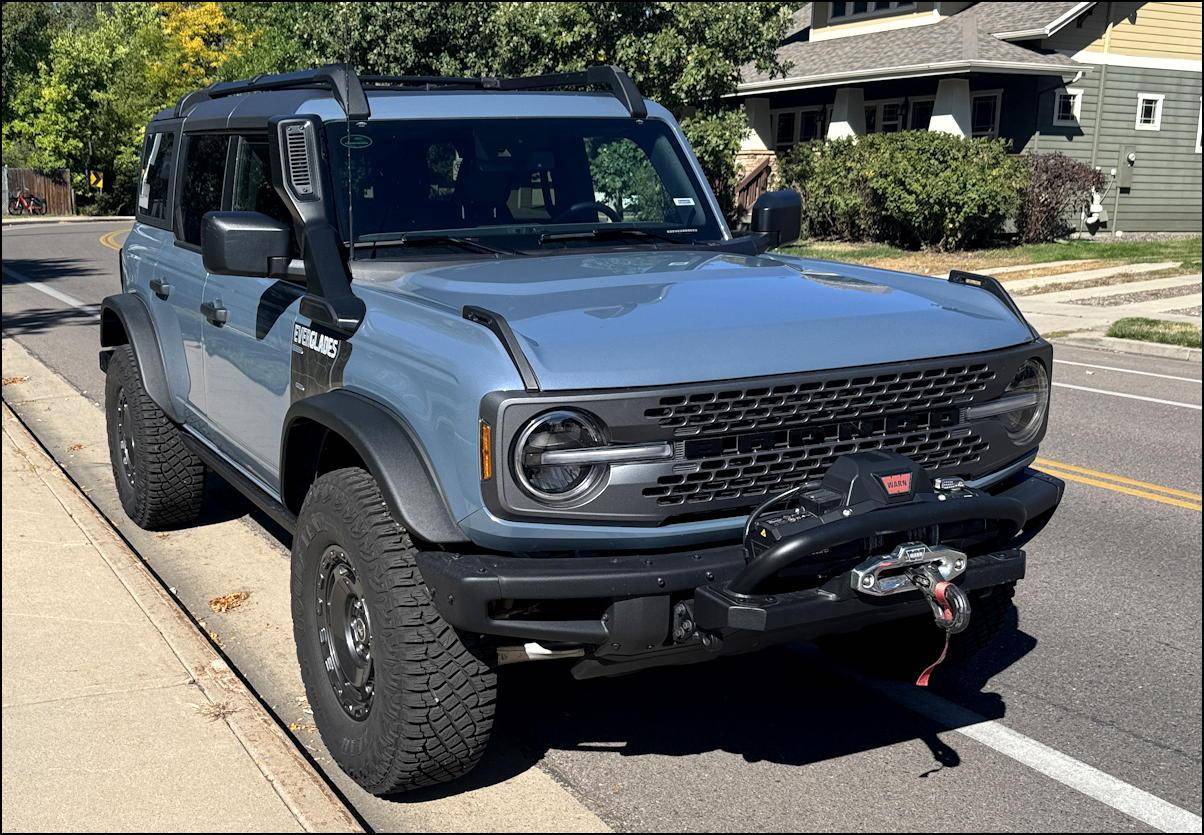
[1,401,363,833]
[1053,334,1202,363]
[3,215,133,226]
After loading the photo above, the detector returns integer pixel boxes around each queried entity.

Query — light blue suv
[101,65,1063,794]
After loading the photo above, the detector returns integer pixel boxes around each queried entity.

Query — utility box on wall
[1117,146,1137,190]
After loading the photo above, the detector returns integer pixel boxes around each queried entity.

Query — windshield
[326,117,724,256]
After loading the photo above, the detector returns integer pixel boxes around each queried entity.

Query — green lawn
[778,236,1202,276]
[1106,317,1201,349]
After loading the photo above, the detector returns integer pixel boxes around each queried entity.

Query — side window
[138,131,176,223]
[230,136,292,224]
[178,134,229,246]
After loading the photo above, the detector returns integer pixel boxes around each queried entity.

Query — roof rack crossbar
[174,64,370,120]
[361,65,647,119]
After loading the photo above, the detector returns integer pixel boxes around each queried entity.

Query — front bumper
[416,467,1063,677]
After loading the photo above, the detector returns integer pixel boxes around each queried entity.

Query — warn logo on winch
[877,472,913,496]
[293,324,340,359]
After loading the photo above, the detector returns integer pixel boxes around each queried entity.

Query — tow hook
[907,563,972,687]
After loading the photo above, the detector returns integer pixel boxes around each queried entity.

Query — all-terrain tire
[291,467,497,795]
[104,345,206,529]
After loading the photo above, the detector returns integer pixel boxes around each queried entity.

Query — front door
[199,136,305,488]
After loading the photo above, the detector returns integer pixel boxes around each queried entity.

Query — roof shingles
[742,2,1084,90]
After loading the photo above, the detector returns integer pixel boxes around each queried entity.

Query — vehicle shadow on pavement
[401,624,1037,801]
[2,256,106,286]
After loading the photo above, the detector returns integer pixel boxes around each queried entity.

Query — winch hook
[907,565,971,686]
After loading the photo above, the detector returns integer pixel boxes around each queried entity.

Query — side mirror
[201,211,292,278]
[750,189,802,250]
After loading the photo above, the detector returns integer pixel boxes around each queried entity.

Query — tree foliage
[2,2,795,215]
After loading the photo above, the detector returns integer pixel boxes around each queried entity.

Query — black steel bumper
[417,467,1063,674]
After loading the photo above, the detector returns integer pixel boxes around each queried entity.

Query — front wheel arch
[281,390,466,545]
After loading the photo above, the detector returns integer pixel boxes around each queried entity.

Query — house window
[1135,93,1164,131]
[830,1,915,22]
[971,91,1002,139]
[773,111,796,151]
[863,100,904,134]
[908,98,934,130]
[1053,88,1083,126]
[771,107,826,150]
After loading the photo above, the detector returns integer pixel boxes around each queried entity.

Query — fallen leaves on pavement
[2,376,30,386]
[193,701,239,722]
[208,591,250,613]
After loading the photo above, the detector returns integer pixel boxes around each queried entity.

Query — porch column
[930,78,971,137]
[741,97,773,153]
[827,87,865,139]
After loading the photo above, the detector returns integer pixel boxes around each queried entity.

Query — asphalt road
[4,220,1201,832]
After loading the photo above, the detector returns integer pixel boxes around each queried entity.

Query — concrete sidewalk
[1,404,360,832]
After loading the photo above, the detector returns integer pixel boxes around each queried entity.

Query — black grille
[644,363,995,437]
[644,428,989,507]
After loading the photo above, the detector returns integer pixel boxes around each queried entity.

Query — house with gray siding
[735,2,1202,234]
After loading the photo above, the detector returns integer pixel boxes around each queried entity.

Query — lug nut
[861,574,875,588]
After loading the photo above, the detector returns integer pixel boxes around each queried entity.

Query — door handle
[149,277,171,299]
[200,299,228,326]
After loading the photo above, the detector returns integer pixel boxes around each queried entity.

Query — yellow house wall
[1047,1,1202,61]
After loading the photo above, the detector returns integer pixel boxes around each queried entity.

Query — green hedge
[777,132,1028,250]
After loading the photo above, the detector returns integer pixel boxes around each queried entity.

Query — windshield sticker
[673,197,696,207]
[340,134,373,149]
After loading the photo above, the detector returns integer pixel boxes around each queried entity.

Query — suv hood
[354,250,1035,390]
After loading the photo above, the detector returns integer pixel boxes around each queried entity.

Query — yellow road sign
[89,170,104,189]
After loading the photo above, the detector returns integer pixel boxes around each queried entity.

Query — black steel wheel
[317,545,375,720]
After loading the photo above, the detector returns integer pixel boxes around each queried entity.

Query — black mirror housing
[750,189,803,250]
[201,211,292,277]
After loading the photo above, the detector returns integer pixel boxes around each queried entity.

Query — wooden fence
[4,167,76,215]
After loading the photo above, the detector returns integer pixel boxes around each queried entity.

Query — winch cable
[909,567,971,687]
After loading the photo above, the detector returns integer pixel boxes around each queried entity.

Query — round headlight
[1002,359,1049,445]
[514,410,607,503]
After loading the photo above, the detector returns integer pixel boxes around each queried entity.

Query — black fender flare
[281,389,466,544]
[99,293,180,423]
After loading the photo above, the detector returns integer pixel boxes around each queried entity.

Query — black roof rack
[172,64,647,121]
[174,64,369,119]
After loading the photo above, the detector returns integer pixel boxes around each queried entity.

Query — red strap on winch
[915,580,955,687]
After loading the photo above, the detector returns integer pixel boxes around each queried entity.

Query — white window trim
[1195,98,1201,153]
[1135,93,1164,131]
[970,89,1003,139]
[907,95,935,130]
[1053,87,1083,127]
[770,105,827,148]
[863,97,906,133]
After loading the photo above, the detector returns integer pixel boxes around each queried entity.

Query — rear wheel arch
[280,390,466,545]
[99,294,179,423]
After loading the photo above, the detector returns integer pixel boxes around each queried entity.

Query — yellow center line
[98,230,125,251]
[1035,466,1202,512]
[1035,457,1202,500]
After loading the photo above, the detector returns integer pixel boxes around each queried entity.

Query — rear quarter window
[137,130,177,225]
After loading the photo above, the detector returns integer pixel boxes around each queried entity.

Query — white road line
[1052,382,1202,410]
[867,679,1203,834]
[2,266,96,312]
[1054,359,1202,384]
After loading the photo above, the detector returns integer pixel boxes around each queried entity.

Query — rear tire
[291,467,497,795]
[104,345,206,529]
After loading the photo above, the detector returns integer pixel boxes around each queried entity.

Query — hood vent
[283,122,315,198]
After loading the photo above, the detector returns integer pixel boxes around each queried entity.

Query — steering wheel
[552,201,622,224]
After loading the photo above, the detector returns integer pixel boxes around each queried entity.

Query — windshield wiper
[537,226,692,247]
[354,233,522,257]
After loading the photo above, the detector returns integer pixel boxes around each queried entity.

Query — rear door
[200,134,305,487]
[130,124,211,422]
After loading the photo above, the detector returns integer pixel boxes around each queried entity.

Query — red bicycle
[8,187,48,215]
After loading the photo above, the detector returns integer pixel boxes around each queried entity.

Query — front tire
[291,467,497,795]
[104,345,206,529]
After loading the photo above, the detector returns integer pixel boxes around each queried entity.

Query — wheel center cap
[351,618,367,644]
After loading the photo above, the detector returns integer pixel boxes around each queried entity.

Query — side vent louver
[284,123,314,197]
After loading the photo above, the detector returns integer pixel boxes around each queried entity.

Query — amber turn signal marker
[479,420,493,480]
